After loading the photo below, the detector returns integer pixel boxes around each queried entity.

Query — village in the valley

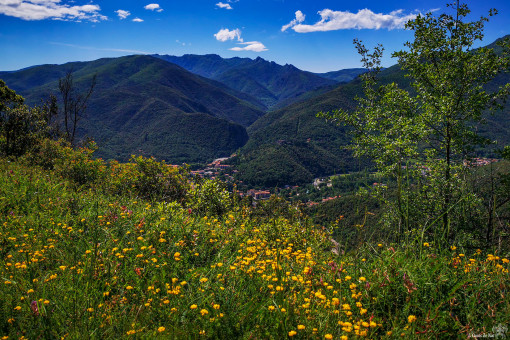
[188,156,501,206]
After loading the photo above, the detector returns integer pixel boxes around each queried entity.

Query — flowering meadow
[0,145,509,339]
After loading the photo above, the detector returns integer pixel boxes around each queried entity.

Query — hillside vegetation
[0,55,264,163]
[0,141,508,339]
[233,36,510,187]
[1,3,510,338]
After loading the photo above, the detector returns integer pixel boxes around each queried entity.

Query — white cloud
[144,3,162,12]
[115,9,130,19]
[0,0,107,21]
[214,28,242,42]
[230,41,267,52]
[281,10,305,32]
[282,8,417,32]
[214,27,266,52]
[216,2,232,10]
[132,17,143,22]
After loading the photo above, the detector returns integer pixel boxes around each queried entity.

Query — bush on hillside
[189,177,233,217]
[107,155,190,203]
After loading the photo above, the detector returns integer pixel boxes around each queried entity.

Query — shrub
[106,155,190,203]
[22,139,106,187]
[56,141,106,187]
[190,177,233,216]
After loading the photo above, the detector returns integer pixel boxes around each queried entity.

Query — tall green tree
[0,80,56,157]
[321,2,510,246]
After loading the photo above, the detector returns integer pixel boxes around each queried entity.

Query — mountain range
[1,36,509,185]
[0,55,264,163]
[0,54,365,165]
[153,54,365,110]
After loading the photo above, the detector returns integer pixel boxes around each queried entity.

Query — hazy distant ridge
[153,54,361,110]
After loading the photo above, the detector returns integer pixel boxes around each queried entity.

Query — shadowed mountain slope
[314,68,367,83]
[0,55,265,163]
[154,54,341,110]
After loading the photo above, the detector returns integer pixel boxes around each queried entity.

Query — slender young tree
[321,2,510,246]
[393,2,510,242]
[58,71,96,146]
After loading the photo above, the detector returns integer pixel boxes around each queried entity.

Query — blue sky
[1,0,509,72]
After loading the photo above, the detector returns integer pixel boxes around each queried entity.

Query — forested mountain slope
[0,55,266,163]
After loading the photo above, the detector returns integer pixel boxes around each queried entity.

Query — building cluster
[321,195,340,203]
[313,177,332,189]
[190,157,234,180]
[306,195,341,207]
[245,189,271,200]
[190,156,274,200]
[463,158,498,168]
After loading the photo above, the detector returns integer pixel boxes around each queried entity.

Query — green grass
[0,150,509,339]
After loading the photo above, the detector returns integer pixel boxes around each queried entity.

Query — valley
[2,37,510,190]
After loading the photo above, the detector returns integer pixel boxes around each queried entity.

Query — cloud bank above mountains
[230,41,267,52]
[282,8,418,32]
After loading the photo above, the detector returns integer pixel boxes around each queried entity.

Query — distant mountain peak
[283,63,298,70]
[154,54,338,110]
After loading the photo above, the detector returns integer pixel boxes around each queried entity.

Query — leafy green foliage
[320,2,510,247]
[189,178,233,217]
[106,156,190,203]
[0,151,509,339]
[0,81,55,158]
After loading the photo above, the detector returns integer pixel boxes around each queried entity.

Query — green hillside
[233,37,510,186]
[314,68,367,83]
[0,55,265,163]
[0,141,507,339]
[231,80,367,187]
